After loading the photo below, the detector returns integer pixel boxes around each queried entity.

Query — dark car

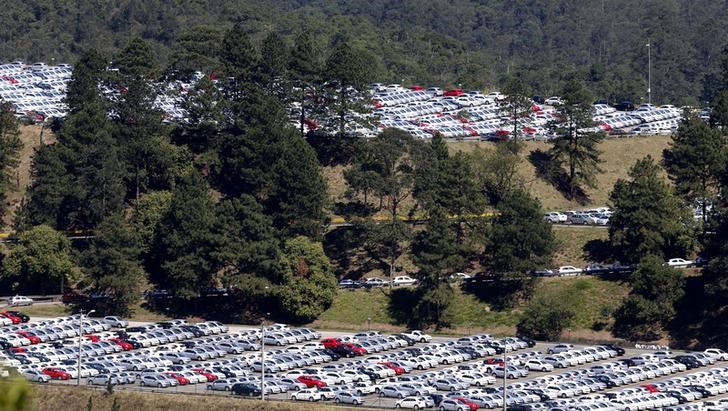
[231,382,261,397]
[429,394,446,406]
[319,348,341,361]
[181,326,205,338]
[155,322,175,329]
[457,347,482,359]
[674,355,700,369]
[5,311,29,322]
[614,101,635,111]
[517,336,536,347]
[532,96,545,104]
[125,326,147,333]
[332,345,357,358]
[62,289,88,304]
[200,287,228,297]
[599,343,625,356]
[394,334,416,346]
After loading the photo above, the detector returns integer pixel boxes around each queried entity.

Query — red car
[444,88,464,97]
[0,313,22,324]
[641,384,660,393]
[43,368,71,380]
[483,357,505,366]
[455,397,479,410]
[409,85,424,91]
[9,347,25,354]
[379,362,405,375]
[192,368,218,382]
[296,375,327,388]
[164,372,190,385]
[84,334,101,342]
[321,338,341,349]
[108,338,133,351]
[16,331,40,344]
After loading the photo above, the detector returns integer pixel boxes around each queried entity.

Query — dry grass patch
[28,384,360,411]
[552,226,609,267]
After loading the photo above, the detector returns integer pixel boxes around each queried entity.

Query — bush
[517,295,576,341]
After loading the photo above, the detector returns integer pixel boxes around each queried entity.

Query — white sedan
[392,276,417,286]
[395,396,429,409]
[523,359,554,372]
[290,388,322,401]
[665,258,693,268]
[557,266,583,276]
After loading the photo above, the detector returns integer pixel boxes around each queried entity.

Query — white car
[557,266,583,276]
[665,258,693,268]
[449,272,471,281]
[704,348,728,361]
[544,212,567,223]
[290,388,322,401]
[9,296,33,306]
[523,359,554,372]
[102,316,128,328]
[395,396,429,409]
[392,276,417,286]
[402,330,432,343]
[545,96,563,105]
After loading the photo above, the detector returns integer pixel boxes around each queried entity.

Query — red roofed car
[297,375,327,388]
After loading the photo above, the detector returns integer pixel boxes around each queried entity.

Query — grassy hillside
[326,136,670,216]
[313,276,629,340]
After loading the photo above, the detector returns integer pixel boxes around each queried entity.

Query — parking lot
[2,313,728,410]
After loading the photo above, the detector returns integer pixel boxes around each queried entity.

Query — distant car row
[339,276,418,289]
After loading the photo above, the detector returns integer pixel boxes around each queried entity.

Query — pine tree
[499,76,533,147]
[548,79,604,200]
[76,132,126,228]
[0,100,24,220]
[613,255,685,341]
[325,38,375,135]
[481,189,555,307]
[65,48,107,113]
[471,144,524,207]
[410,207,464,329]
[663,112,727,229]
[219,23,260,82]
[289,31,322,136]
[150,169,215,299]
[168,25,223,79]
[266,131,328,238]
[259,32,289,89]
[710,91,728,129]
[82,212,145,316]
[609,156,695,264]
[21,145,73,229]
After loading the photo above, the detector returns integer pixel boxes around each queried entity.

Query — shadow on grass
[323,225,383,279]
[583,238,616,263]
[668,276,727,349]
[528,149,590,205]
[386,287,420,329]
[333,201,377,219]
[460,274,536,310]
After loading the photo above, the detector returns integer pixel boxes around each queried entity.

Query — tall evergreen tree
[219,23,260,82]
[150,169,215,299]
[76,132,126,228]
[82,212,145,316]
[499,76,533,147]
[548,79,604,200]
[259,32,289,88]
[481,189,555,306]
[289,31,322,136]
[266,132,328,238]
[65,48,107,113]
[663,112,727,229]
[410,207,464,329]
[609,156,695,264]
[471,144,524,207]
[325,37,375,135]
[168,25,223,79]
[613,255,685,341]
[0,101,23,220]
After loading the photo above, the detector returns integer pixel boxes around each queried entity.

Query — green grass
[313,276,629,335]
[553,226,609,267]
[16,303,71,318]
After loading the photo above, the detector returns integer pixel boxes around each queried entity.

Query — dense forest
[1,0,727,105]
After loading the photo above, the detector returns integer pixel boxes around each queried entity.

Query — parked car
[392,276,417,286]
[9,296,33,306]
[665,258,693,268]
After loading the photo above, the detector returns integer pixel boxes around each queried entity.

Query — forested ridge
[1,0,727,104]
